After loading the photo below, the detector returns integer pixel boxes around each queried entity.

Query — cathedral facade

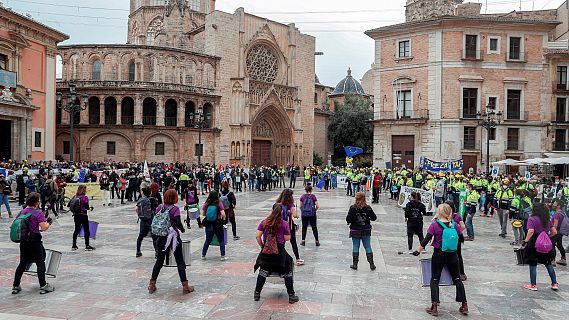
[56,0,315,166]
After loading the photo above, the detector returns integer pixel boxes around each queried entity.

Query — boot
[366,253,376,271]
[350,253,359,270]
[459,302,469,315]
[425,302,438,316]
[181,281,194,294]
[148,280,156,294]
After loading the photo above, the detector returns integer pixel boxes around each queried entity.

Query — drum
[419,258,453,287]
[25,249,62,278]
[187,206,200,220]
[79,220,99,239]
[514,248,526,265]
[164,240,191,267]
[210,225,228,246]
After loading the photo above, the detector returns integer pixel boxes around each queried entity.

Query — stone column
[99,95,105,125]
[177,98,185,127]
[157,96,165,126]
[134,95,142,125]
[116,97,122,125]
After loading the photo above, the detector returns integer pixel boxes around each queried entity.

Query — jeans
[484,194,494,214]
[151,235,187,282]
[202,225,225,257]
[465,205,476,238]
[72,214,90,247]
[529,264,557,285]
[513,226,525,243]
[102,189,110,204]
[136,219,154,253]
[289,177,296,189]
[0,194,10,213]
[352,183,358,196]
[352,236,372,254]
[497,209,508,235]
[301,216,319,242]
[434,196,444,208]
[430,249,467,303]
[13,240,47,287]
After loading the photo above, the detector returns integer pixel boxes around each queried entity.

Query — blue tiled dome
[331,68,365,95]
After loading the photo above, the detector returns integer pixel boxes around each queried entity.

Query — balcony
[143,116,156,126]
[553,142,569,151]
[88,117,100,125]
[185,118,195,128]
[461,50,483,61]
[374,109,429,124]
[165,117,177,127]
[505,140,524,152]
[504,111,529,122]
[552,81,569,94]
[506,51,526,62]
[121,116,134,125]
[104,116,117,125]
[56,80,217,95]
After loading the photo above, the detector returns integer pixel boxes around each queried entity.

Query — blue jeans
[202,225,225,257]
[435,196,444,207]
[0,194,11,213]
[352,183,358,196]
[529,264,557,285]
[497,208,508,235]
[465,205,475,238]
[352,236,373,254]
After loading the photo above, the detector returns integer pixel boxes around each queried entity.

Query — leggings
[289,225,300,260]
[151,236,187,282]
[301,216,319,242]
[457,242,465,276]
[553,234,566,259]
[406,222,424,251]
[255,269,294,295]
[430,249,467,303]
[72,214,90,247]
[13,240,47,287]
[228,215,237,238]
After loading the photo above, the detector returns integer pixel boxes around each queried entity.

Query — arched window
[92,60,102,80]
[165,99,177,127]
[203,103,213,128]
[143,97,157,125]
[185,101,195,127]
[128,61,136,81]
[88,97,100,124]
[121,97,135,125]
[104,97,117,125]
[146,17,163,46]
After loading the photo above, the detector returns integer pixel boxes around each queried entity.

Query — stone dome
[331,68,365,95]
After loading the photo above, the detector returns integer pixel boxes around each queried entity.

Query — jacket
[346,205,377,237]
[404,200,426,223]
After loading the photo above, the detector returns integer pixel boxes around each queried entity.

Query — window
[92,60,102,80]
[0,54,7,70]
[34,132,42,148]
[462,88,478,118]
[396,90,412,118]
[557,66,567,89]
[128,61,135,81]
[63,141,70,154]
[106,141,116,155]
[507,128,519,150]
[314,92,318,104]
[557,97,567,122]
[189,0,200,11]
[489,128,496,141]
[506,89,521,120]
[463,127,476,149]
[489,38,499,52]
[398,40,410,58]
[155,142,165,156]
[487,96,497,110]
[508,37,522,60]
[464,35,478,59]
[555,129,567,151]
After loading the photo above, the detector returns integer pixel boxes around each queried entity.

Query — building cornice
[57,44,221,60]
[0,7,69,45]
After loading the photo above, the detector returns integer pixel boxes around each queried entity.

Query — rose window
[246,45,279,83]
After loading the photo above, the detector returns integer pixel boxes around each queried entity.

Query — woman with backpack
[299,185,320,246]
[200,191,227,260]
[445,200,468,281]
[551,199,567,266]
[70,185,95,251]
[11,192,54,295]
[148,189,194,294]
[404,192,426,253]
[521,203,559,291]
[277,189,303,265]
[509,189,532,246]
[253,203,299,304]
[220,181,239,240]
[136,187,156,258]
[346,192,377,270]
[415,203,468,316]
[184,180,200,229]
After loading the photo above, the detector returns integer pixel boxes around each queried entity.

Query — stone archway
[250,105,294,166]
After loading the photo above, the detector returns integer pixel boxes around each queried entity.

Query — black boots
[350,254,359,270]
[366,253,376,271]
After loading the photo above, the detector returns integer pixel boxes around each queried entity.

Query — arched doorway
[250,105,293,166]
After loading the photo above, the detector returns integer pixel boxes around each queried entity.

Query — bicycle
[56,189,70,214]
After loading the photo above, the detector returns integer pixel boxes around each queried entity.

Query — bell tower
[405,0,463,22]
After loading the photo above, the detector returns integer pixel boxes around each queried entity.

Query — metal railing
[142,116,156,126]
[552,81,569,93]
[88,116,100,125]
[165,117,177,127]
[553,142,569,151]
[504,110,529,121]
[121,116,134,125]
[104,116,117,125]
[461,49,483,60]
[505,140,524,151]
[57,80,216,95]
[376,109,429,120]
[506,51,526,62]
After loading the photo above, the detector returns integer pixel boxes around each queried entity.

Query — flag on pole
[344,146,364,158]
[316,175,325,189]
[144,160,150,179]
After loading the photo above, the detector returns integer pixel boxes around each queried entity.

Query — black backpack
[68,196,82,214]
[353,207,370,227]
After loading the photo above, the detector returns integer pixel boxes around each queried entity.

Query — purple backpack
[535,231,553,254]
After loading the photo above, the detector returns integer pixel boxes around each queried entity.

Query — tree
[327,94,373,155]
[313,152,324,167]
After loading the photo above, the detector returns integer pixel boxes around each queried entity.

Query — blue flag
[316,175,325,190]
[344,146,364,158]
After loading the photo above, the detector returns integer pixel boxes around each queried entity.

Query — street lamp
[477,106,503,174]
[56,83,88,162]
[194,108,204,166]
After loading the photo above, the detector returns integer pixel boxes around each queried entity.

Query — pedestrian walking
[70,185,95,251]
[0,172,13,218]
[346,192,377,270]
[136,187,156,257]
[551,199,567,266]
[405,192,425,253]
[277,189,303,265]
[299,185,320,246]
[220,181,239,240]
[200,191,227,260]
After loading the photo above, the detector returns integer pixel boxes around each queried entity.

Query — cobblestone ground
[0,186,568,319]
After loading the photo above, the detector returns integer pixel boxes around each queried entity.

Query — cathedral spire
[165,0,187,17]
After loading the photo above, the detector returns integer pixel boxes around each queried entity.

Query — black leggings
[289,226,300,260]
[255,272,294,295]
[407,222,424,251]
[553,234,566,259]
[13,240,47,287]
[151,236,187,282]
[457,242,465,275]
[72,214,90,247]
[301,216,319,242]
[228,215,237,237]
[430,249,467,303]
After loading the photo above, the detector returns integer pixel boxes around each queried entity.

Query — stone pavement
[0,187,568,319]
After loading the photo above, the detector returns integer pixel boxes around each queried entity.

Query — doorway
[252,140,272,166]
[462,155,478,173]
[0,120,11,160]
[392,135,414,169]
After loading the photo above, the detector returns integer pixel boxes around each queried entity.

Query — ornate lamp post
[56,83,88,162]
[194,108,204,166]
[477,106,503,174]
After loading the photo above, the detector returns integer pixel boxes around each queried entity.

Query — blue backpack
[436,220,458,253]
[301,194,316,217]
[206,205,219,222]
[281,204,290,222]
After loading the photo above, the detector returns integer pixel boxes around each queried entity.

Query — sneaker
[136,252,142,257]
[464,237,474,241]
[551,283,559,291]
[460,274,467,281]
[233,236,240,240]
[523,284,538,291]
[288,294,299,304]
[315,241,320,247]
[11,286,22,294]
[85,246,96,251]
[295,259,305,265]
[39,283,55,294]
[254,292,260,301]
[300,241,305,246]
[71,246,78,251]
[220,256,227,261]
[201,256,206,260]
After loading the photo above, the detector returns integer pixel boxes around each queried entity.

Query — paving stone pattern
[0,188,568,319]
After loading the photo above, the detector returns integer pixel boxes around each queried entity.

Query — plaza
[1,187,568,320]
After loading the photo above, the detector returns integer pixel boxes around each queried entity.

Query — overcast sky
[3,0,567,86]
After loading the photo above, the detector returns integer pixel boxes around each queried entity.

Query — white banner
[337,174,347,189]
[397,186,436,213]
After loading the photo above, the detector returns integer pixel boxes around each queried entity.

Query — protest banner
[397,186,435,213]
